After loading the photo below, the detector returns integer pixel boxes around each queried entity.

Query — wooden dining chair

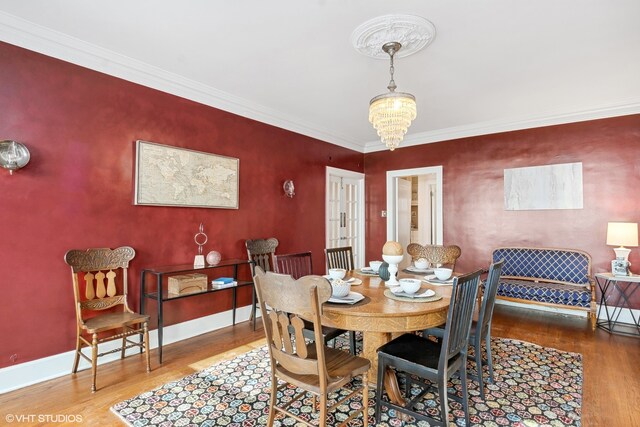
[254,268,370,427]
[246,238,279,272]
[424,260,504,399]
[246,238,279,330]
[406,243,462,270]
[274,251,356,354]
[375,269,482,426]
[324,246,358,354]
[325,246,355,271]
[64,246,150,392]
[274,251,313,279]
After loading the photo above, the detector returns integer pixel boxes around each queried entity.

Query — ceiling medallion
[351,14,436,59]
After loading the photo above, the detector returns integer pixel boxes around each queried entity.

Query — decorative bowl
[414,258,429,269]
[328,268,347,280]
[369,260,383,273]
[331,279,351,298]
[434,267,453,281]
[399,278,422,294]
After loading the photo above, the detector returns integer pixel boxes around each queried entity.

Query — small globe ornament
[206,251,221,265]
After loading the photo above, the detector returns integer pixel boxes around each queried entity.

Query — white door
[396,178,412,269]
[386,166,443,247]
[326,167,365,268]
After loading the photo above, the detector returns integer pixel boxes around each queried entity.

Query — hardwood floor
[1,305,638,426]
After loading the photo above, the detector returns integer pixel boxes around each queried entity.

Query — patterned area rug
[111,337,582,426]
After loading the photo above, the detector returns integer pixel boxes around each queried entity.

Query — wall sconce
[0,140,30,175]
[283,180,295,198]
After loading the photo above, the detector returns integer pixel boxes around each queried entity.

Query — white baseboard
[0,305,260,394]
[496,299,640,325]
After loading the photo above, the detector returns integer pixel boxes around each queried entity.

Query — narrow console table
[140,259,256,363]
[594,272,640,338]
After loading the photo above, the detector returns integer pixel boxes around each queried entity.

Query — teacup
[328,268,346,280]
[399,278,421,294]
[369,260,383,273]
[414,258,429,269]
[331,279,351,298]
[434,267,453,281]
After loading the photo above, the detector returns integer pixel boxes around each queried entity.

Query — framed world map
[134,140,239,209]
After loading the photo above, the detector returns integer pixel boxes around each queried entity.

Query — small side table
[594,272,640,338]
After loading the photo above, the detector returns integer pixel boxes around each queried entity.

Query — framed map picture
[134,140,239,209]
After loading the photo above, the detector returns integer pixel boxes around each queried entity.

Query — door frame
[325,166,366,267]
[386,166,443,244]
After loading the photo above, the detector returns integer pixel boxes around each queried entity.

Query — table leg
[157,274,164,364]
[232,286,237,325]
[139,270,146,354]
[362,331,406,406]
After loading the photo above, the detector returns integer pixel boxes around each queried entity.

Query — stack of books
[211,277,237,289]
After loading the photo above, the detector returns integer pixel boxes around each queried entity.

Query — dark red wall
[0,42,363,368]
[365,115,640,302]
[2,39,639,370]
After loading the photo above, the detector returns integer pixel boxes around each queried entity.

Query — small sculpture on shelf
[194,223,208,268]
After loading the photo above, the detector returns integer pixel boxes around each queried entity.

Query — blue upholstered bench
[492,247,596,329]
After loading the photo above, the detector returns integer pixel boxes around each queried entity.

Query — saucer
[328,291,365,304]
[423,274,454,285]
[390,287,436,298]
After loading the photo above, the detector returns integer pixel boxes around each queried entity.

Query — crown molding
[0,11,364,152]
[364,100,640,153]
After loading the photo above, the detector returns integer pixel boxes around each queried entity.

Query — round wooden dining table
[321,270,453,403]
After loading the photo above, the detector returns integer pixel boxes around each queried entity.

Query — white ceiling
[1,0,639,153]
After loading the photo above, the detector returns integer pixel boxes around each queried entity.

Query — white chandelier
[368,42,416,151]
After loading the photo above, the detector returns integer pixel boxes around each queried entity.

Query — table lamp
[606,222,638,276]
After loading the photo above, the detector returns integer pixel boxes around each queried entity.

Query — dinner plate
[423,274,455,285]
[389,287,436,298]
[328,291,365,304]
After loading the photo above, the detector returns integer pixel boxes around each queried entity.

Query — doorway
[386,166,443,268]
[326,167,365,268]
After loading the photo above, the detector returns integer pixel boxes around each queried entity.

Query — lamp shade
[606,222,638,247]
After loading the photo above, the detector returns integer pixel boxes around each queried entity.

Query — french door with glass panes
[326,168,364,268]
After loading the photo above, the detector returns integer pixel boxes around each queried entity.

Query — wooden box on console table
[168,273,208,296]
